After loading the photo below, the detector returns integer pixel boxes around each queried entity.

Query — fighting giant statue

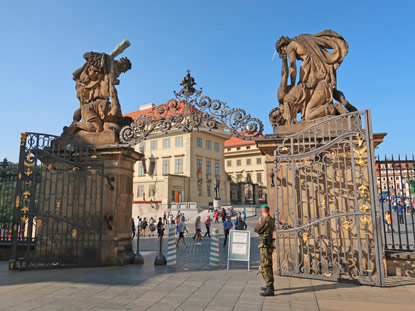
[270,30,357,126]
[63,40,133,139]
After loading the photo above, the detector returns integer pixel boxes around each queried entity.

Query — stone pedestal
[213,198,221,209]
[97,146,142,266]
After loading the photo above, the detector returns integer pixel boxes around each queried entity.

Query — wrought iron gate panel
[0,159,18,245]
[9,132,104,270]
[274,111,385,286]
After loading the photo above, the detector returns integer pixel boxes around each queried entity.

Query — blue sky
[1,0,414,161]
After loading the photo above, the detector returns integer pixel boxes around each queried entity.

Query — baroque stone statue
[270,30,357,126]
[63,40,133,141]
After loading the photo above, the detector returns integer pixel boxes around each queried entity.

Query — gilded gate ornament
[39,164,56,172]
[361,205,370,212]
[20,132,27,146]
[342,220,352,230]
[358,185,369,196]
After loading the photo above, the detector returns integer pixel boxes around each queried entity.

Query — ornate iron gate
[9,133,104,270]
[274,110,385,286]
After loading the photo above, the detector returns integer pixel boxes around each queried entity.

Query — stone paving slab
[1,260,415,311]
[1,216,415,310]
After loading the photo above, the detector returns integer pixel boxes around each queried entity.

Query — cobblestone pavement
[1,217,415,310]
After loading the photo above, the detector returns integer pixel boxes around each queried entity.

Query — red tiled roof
[124,100,200,120]
[224,136,256,147]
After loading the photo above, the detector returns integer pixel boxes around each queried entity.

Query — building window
[207,183,211,197]
[236,147,241,151]
[256,158,261,164]
[206,140,211,149]
[197,159,202,173]
[149,185,156,197]
[151,140,157,150]
[137,185,144,197]
[139,142,145,153]
[206,161,212,175]
[175,136,183,147]
[246,159,251,165]
[197,137,202,147]
[215,142,220,151]
[148,160,156,175]
[237,160,241,166]
[227,160,232,167]
[246,146,250,150]
[175,158,183,173]
[163,138,170,149]
[257,172,262,183]
[162,159,169,175]
[215,162,220,176]
[138,162,145,176]
[227,148,231,151]
[198,183,202,196]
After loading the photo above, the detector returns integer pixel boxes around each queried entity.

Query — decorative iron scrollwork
[119,71,264,145]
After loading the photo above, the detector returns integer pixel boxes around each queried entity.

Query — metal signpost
[227,230,250,271]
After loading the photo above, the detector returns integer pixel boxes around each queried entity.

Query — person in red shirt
[204,216,213,238]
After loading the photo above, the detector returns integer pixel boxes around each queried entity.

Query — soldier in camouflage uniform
[254,205,275,296]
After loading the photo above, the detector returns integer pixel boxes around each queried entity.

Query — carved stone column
[97,146,141,265]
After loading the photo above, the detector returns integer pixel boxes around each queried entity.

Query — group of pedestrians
[383,197,415,233]
[132,208,249,248]
[133,215,165,240]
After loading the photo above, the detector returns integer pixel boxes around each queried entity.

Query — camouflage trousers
[259,248,274,288]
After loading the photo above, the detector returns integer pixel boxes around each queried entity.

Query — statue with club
[63,40,133,139]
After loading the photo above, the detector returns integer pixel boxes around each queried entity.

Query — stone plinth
[71,130,120,148]
[213,199,221,209]
[98,146,142,266]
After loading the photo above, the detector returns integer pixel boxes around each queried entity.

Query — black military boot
[260,285,274,291]
[260,287,275,296]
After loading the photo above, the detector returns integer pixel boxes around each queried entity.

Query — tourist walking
[194,216,202,245]
[214,209,219,223]
[169,214,174,226]
[384,211,392,233]
[235,212,247,230]
[242,208,247,221]
[176,216,188,247]
[149,217,156,237]
[221,208,226,223]
[175,215,180,236]
[131,218,136,239]
[163,212,167,224]
[141,217,148,236]
[137,217,142,235]
[204,215,213,238]
[397,202,405,224]
[223,216,233,247]
[157,217,165,240]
